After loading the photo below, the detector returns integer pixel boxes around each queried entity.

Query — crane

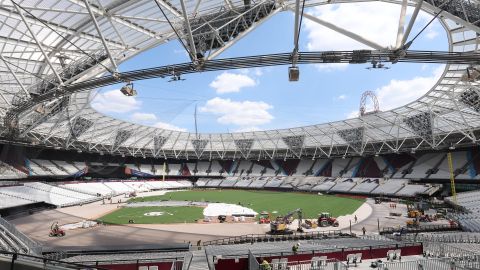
[269,208,303,234]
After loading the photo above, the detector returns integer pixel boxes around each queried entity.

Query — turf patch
[99,206,204,224]
[128,190,364,219]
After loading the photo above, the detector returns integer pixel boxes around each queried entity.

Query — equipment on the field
[407,203,423,218]
[218,215,227,223]
[259,211,271,224]
[406,219,420,228]
[49,222,65,237]
[318,212,339,227]
[269,208,303,234]
[302,219,318,229]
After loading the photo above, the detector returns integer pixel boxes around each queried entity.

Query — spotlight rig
[120,82,137,96]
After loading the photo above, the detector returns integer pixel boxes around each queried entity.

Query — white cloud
[209,72,257,94]
[200,97,274,126]
[131,112,157,122]
[337,94,347,100]
[375,65,444,110]
[347,110,359,119]
[304,3,438,71]
[154,121,187,132]
[426,29,438,39]
[91,89,141,113]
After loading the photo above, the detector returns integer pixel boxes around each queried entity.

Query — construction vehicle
[49,222,65,237]
[259,211,271,224]
[269,208,303,234]
[406,218,420,228]
[318,212,339,227]
[407,204,423,218]
[302,219,318,229]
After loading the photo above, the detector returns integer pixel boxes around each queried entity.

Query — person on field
[362,226,366,236]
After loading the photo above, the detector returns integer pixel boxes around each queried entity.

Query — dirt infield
[6,192,404,250]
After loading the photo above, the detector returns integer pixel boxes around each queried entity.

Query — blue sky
[91,2,447,133]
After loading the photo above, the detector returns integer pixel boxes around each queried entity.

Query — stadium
[1,0,480,269]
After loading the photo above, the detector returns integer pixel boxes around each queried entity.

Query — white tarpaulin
[203,203,257,217]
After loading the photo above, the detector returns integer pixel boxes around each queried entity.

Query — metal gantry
[0,0,480,159]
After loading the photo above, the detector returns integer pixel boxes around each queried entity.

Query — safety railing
[423,242,480,259]
[202,230,351,246]
[250,257,348,270]
[397,232,480,244]
[379,257,476,270]
[380,223,460,235]
[0,215,41,254]
[0,250,110,270]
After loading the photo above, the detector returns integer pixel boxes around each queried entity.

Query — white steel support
[179,0,198,61]
[395,0,409,48]
[292,0,301,67]
[84,0,118,71]
[207,7,282,60]
[293,0,301,52]
[13,2,64,85]
[400,0,423,47]
[0,55,31,97]
[154,0,183,18]
[297,9,386,50]
[0,90,11,106]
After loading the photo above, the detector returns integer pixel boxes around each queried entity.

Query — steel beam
[0,55,31,97]
[395,0,409,48]
[400,0,423,47]
[179,0,198,61]
[13,2,64,85]
[84,0,118,71]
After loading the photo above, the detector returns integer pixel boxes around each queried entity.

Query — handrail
[202,230,350,246]
[380,223,460,234]
[0,250,111,270]
[0,215,41,254]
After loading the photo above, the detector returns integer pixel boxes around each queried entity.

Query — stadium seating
[0,193,32,209]
[219,178,237,187]
[208,161,223,176]
[348,178,379,194]
[0,183,98,207]
[329,178,359,192]
[311,178,337,192]
[233,177,252,188]
[294,159,314,176]
[264,176,284,188]
[370,179,408,196]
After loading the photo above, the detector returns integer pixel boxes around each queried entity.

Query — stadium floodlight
[120,82,137,96]
[288,66,299,81]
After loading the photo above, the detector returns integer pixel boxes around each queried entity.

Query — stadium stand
[233,177,252,188]
[329,178,359,192]
[370,179,408,196]
[311,177,337,192]
[446,190,480,232]
[348,178,380,194]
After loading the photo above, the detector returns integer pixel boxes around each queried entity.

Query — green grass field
[99,206,204,224]
[97,190,365,224]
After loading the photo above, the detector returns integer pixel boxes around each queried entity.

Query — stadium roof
[1,0,480,159]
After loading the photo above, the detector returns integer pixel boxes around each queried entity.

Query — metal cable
[153,0,194,60]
